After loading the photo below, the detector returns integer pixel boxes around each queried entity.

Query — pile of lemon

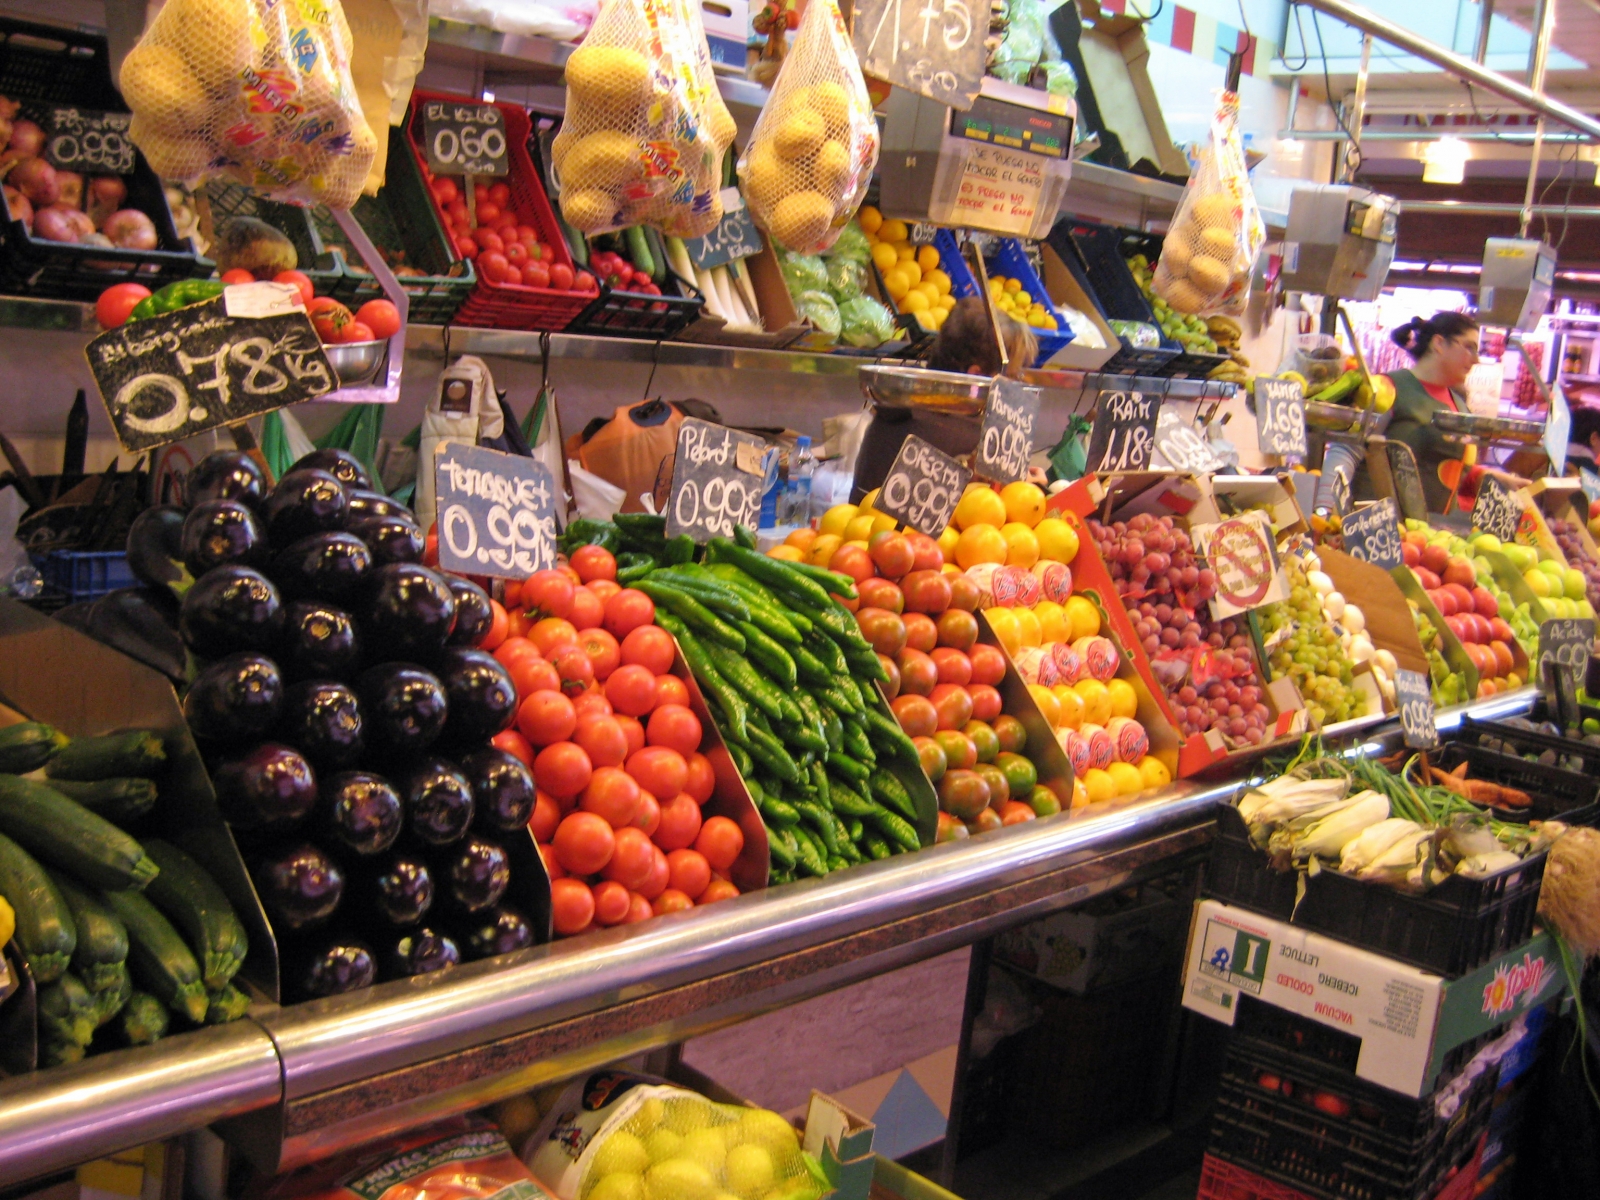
[988,275,1059,332]
[858,206,956,332]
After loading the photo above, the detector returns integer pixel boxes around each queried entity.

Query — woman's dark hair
[926,297,1004,375]
[1391,311,1478,360]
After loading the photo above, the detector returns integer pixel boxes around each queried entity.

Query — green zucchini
[117,991,169,1046]
[45,730,166,781]
[0,775,158,891]
[51,875,129,992]
[90,964,133,1027]
[205,982,251,1024]
[40,1037,86,1067]
[0,721,68,773]
[0,831,75,982]
[43,777,159,825]
[141,840,248,990]
[38,971,97,1046]
[98,888,207,1023]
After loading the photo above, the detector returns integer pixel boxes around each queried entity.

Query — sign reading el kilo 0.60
[434,443,558,578]
[1085,386,1161,475]
[1395,668,1439,749]
[852,0,987,111]
[666,418,769,542]
[878,433,972,538]
[1471,474,1522,543]
[44,106,135,174]
[1340,498,1403,570]
[1255,377,1307,458]
[973,378,1039,484]
[422,101,509,176]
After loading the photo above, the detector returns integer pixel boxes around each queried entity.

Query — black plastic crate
[1118,229,1232,380]
[0,18,206,300]
[566,277,703,340]
[1046,218,1179,376]
[1205,801,1296,920]
[1451,716,1600,824]
[201,183,343,298]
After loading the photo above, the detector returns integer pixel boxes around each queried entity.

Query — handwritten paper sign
[877,434,971,538]
[974,378,1039,484]
[1471,474,1522,543]
[43,106,134,174]
[853,0,986,110]
[1255,377,1307,458]
[666,418,769,542]
[951,143,1046,237]
[1191,510,1288,618]
[434,444,557,578]
[1341,498,1403,570]
[1085,386,1161,475]
[422,101,509,176]
[1395,668,1439,749]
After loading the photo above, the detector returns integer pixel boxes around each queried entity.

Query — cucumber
[98,888,208,1023]
[643,225,670,285]
[0,775,158,891]
[90,964,133,1027]
[117,991,170,1046]
[141,840,248,990]
[0,831,75,982]
[0,722,68,773]
[43,777,159,825]
[51,874,129,992]
[38,971,96,1046]
[205,982,251,1024]
[624,225,656,283]
[45,730,166,781]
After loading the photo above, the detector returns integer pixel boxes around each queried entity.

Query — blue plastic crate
[931,232,1074,367]
[36,551,136,601]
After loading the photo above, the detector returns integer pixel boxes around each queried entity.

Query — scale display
[949,96,1073,159]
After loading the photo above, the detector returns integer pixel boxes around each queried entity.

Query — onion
[0,95,19,121]
[55,170,83,209]
[102,208,157,250]
[8,119,44,157]
[65,208,95,239]
[0,118,11,150]
[9,157,58,206]
[32,204,80,243]
[3,184,31,232]
[87,175,127,229]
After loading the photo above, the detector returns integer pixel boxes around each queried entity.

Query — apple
[1489,617,1515,642]
[1421,543,1450,575]
[1402,541,1421,568]
[1431,587,1458,617]
[1443,583,1476,615]
[1414,566,1443,591]
[1442,558,1477,588]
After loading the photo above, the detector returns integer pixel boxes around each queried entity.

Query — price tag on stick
[1471,474,1522,543]
[666,418,769,542]
[1255,377,1307,458]
[684,191,764,271]
[852,0,988,110]
[974,378,1039,484]
[422,102,509,176]
[877,434,971,538]
[1153,409,1222,474]
[1340,498,1403,569]
[1395,668,1439,749]
[44,106,134,174]
[85,292,335,453]
[434,444,558,578]
[1538,618,1592,712]
[1581,466,1600,508]
[1084,386,1161,475]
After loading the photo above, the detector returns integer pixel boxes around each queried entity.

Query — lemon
[955,525,1008,569]
[998,481,1046,527]
[917,281,941,304]
[1072,777,1090,807]
[936,294,957,313]
[680,1129,727,1175]
[738,1109,800,1157]
[646,1160,717,1200]
[844,514,877,542]
[859,205,883,235]
[1107,678,1139,720]
[807,534,842,566]
[1001,523,1040,568]
[871,242,900,273]
[1081,768,1118,804]
[1074,678,1112,725]
[898,259,923,286]
[954,486,1007,531]
[595,1133,652,1178]
[1004,277,1021,294]
[1107,761,1145,796]
[902,290,931,314]
[1064,595,1101,640]
[1034,517,1080,563]
[723,1145,775,1199]
[646,1130,685,1164]
[1051,684,1086,729]
[938,525,960,563]
[819,504,856,536]
[1137,756,1172,789]
[592,1176,646,1200]
[872,511,898,534]
[942,561,962,577]
[1013,606,1042,647]
[1523,569,1552,598]
[883,269,911,301]
[879,218,909,243]
[986,607,1020,655]
[1034,599,1067,643]
[767,545,804,561]
[1027,684,1061,726]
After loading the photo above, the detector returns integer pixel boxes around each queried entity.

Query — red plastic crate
[1196,1135,1485,1200]
[405,90,591,330]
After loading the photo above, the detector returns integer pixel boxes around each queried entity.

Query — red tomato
[666,849,711,900]
[272,270,314,306]
[568,586,604,632]
[902,612,938,654]
[445,198,468,224]
[553,811,613,875]
[550,877,595,935]
[492,728,534,767]
[930,683,974,731]
[355,299,401,339]
[572,545,618,583]
[653,792,703,851]
[505,608,533,640]
[999,801,1037,826]
[575,269,599,294]
[968,684,1003,722]
[891,694,939,738]
[699,878,740,904]
[455,235,478,259]
[606,663,659,717]
[505,242,528,268]
[626,745,688,800]
[538,841,565,879]
[529,790,561,842]
[550,262,575,290]
[478,229,506,255]
[694,816,745,872]
[592,879,631,926]
[502,265,523,286]
[523,570,575,620]
[602,825,656,890]
[476,202,503,226]
[524,262,551,289]
[931,647,973,686]
[432,178,460,205]
[308,297,353,342]
[587,579,622,604]
[620,625,675,675]
[95,283,151,329]
[638,846,670,899]
[534,740,593,799]
[479,599,509,651]
[615,713,645,756]
[337,320,375,344]
[488,182,511,205]
[684,753,715,805]
[574,715,628,768]
[577,626,621,677]
[507,654,561,701]
[517,689,576,745]
[652,888,694,916]
[551,644,596,696]
[580,764,641,827]
[647,705,702,756]
[625,892,654,922]
[654,674,690,709]
[603,589,654,638]
[631,789,661,837]
[968,644,1007,687]
[529,617,578,657]
[220,268,255,285]
[478,250,509,283]
[572,691,614,722]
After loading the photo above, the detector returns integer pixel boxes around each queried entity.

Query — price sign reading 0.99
[1340,498,1403,570]
[1152,408,1222,474]
[974,378,1039,484]
[1538,618,1593,706]
[1471,474,1522,543]
[877,434,972,538]
[434,443,558,578]
[1085,387,1161,475]
[1255,377,1307,458]
[666,418,769,543]
[1395,668,1439,750]
[422,102,509,176]
[44,106,135,174]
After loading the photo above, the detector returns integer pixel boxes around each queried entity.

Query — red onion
[8,119,44,157]
[55,170,82,209]
[9,157,58,207]
[32,204,81,243]
[87,175,127,228]
[3,184,32,232]
[103,208,157,249]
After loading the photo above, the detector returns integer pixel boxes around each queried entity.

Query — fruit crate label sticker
[422,101,509,177]
[1384,440,1430,524]
[853,0,987,111]
[1255,377,1307,458]
[85,295,335,453]
[1472,474,1522,543]
[974,377,1039,484]
[666,418,769,542]
[1152,408,1222,474]
[1190,510,1289,618]
[878,433,971,539]
[1085,386,1161,476]
[43,106,134,175]
[1341,498,1403,570]
[684,190,763,271]
[1581,466,1600,508]
[1395,668,1439,749]
[434,443,557,578]
[1537,618,1591,712]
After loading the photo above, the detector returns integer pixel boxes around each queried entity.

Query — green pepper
[129,279,225,322]
[616,552,656,583]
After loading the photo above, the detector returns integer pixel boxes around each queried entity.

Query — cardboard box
[802,1092,874,1200]
[1034,244,1119,374]
[994,886,1187,993]
[1189,474,1309,540]
[1181,900,1567,1097]
[1073,12,1189,180]
[673,239,811,350]
[701,0,749,71]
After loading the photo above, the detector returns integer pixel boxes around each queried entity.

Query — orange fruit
[1034,599,1067,643]
[955,524,1007,569]
[1051,684,1086,729]
[768,545,804,561]
[1064,595,1102,640]
[1000,522,1040,569]
[999,481,1046,528]
[986,607,1020,655]
[1107,677,1139,720]
[1137,755,1171,789]
[785,528,817,552]
[808,533,842,566]
[1027,684,1061,727]
[1034,518,1080,564]
[954,486,1007,531]
[1074,678,1112,726]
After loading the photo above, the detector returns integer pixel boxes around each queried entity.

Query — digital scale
[877,77,1076,240]
[1479,238,1557,332]
[1279,184,1402,302]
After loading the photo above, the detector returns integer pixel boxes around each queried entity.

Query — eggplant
[362,563,456,658]
[358,662,448,753]
[403,757,475,846]
[441,835,510,913]
[385,927,460,979]
[347,515,424,566]
[187,451,267,509]
[178,566,283,658]
[369,856,434,925]
[271,532,372,602]
[292,448,372,491]
[212,743,317,831]
[125,506,190,592]
[65,587,187,685]
[180,500,266,576]
[185,652,283,743]
[434,647,516,747]
[346,490,410,522]
[279,680,364,769]
[462,747,537,832]
[458,905,535,960]
[262,468,348,547]
[280,602,361,681]
[321,771,402,856]
[445,578,494,647]
[292,938,375,1001]
[254,843,343,931]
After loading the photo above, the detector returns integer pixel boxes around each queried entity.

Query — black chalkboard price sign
[1395,668,1439,750]
[1384,440,1429,523]
[666,418,769,542]
[422,101,509,176]
[684,194,763,271]
[84,292,335,453]
[434,444,558,578]
[1341,498,1403,570]
[1471,474,1522,543]
[1581,466,1600,509]
[1085,386,1161,475]
[878,433,972,538]
[44,106,135,174]
[974,378,1039,485]
[1255,377,1307,457]
[852,0,987,111]
[1538,618,1593,710]
[1152,409,1221,474]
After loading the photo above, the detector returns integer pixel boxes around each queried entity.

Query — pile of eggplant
[132,449,535,1001]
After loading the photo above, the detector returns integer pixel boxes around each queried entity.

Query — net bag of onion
[551,0,736,239]
[1151,89,1264,318]
[117,0,376,210]
[736,0,878,254]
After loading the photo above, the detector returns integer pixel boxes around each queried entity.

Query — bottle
[780,436,815,527]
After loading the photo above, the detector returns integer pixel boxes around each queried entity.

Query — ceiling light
[1422,136,1470,184]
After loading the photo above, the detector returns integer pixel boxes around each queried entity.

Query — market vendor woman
[1375,311,1479,510]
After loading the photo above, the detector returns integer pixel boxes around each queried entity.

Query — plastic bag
[794,289,840,341]
[431,0,598,41]
[778,251,828,294]
[838,295,893,347]
[1283,333,1345,389]
[824,219,871,265]
[120,0,376,209]
[551,0,735,238]
[737,0,878,253]
[1152,90,1265,317]
[824,254,866,304]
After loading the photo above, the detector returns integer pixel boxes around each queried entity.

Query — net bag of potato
[118,0,376,210]
[552,0,736,239]
[1151,90,1264,318]
[523,1071,824,1200]
[736,0,878,255]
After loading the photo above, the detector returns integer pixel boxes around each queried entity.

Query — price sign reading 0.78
[423,102,509,176]
[1086,388,1161,475]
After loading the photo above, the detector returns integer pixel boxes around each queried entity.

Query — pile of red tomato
[425,174,596,294]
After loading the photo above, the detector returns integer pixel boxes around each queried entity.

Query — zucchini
[40,1038,86,1067]
[0,831,75,982]
[205,982,251,1024]
[0,775,158,891]
[141,840,248,990]
[43,777,159,825]
[38,971,97,1046]
[117,991,170,1046]
[0,721,68,773]
[90,964,133,1027]
[45,730,166,781]
[52,874,129,992]
[98,888,207,1023]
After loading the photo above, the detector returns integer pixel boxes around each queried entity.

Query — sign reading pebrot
[666,418,769,542]
[974,377,1039,484]
[877,433,971,538]
[434,444,558,578]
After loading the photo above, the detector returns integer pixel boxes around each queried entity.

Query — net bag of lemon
[523,1072,826,1200]
[1150,89,1265,318]
[737,0,878,254]
[552,0,736,239]
[117,0,376,209]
